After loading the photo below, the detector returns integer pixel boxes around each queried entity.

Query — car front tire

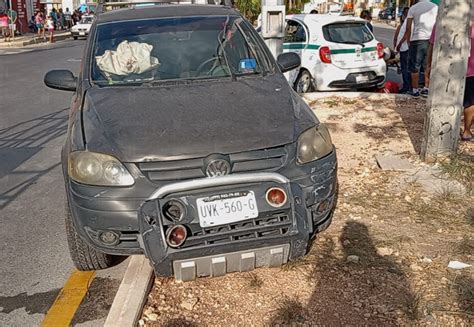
[65,201,116,270]
[294,70,314,93]
[73,36,78,40]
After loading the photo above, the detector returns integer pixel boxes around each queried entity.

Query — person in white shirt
[402,0,438,97]
[394,7,411,93]
[64,8,72,29]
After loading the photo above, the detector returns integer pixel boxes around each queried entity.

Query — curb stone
[104,255,154,327]
[0,33,71,48]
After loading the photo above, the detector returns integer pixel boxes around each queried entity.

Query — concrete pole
[261,0,285,59]
[420,0,472,159]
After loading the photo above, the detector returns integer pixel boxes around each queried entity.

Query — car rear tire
[294,70,314,93]
[65,201,115,270]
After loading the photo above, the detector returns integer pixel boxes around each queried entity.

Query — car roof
[96,4,239,24]
[286,14,365,27]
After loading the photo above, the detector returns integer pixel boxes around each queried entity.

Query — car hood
[82,74,317,162]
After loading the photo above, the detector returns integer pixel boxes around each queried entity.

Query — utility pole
[420,0,472,159]
[261,0,285,58]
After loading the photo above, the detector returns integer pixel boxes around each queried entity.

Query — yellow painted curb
[41,270,95,327]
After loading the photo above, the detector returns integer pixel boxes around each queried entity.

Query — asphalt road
[0,40,126,327]
[373,23,396,48]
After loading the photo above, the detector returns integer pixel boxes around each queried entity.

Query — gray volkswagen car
[44,4,338,281]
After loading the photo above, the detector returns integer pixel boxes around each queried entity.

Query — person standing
[64,8,72,29]
[50,8,58,29]
[45,15,54,43]
[394,7,411,94]
[57,8,64,31]
[35,11,45,39]
[402,0,438,97]
[461,17,474,141]
[360,10,373,33]
[0,12,9,42]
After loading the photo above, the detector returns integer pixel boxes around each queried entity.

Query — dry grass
[270,296,307,325]
[323,99,339,108]
[246,273,263,289]
[403,291,423,321]
[440,153,474,194]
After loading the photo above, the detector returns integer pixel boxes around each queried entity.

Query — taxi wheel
[65,200,115,270]
[295,70,313,93]
[73,36,78,40]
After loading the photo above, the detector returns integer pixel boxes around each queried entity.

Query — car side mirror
[277,52,301,73]
[44,70,77,92]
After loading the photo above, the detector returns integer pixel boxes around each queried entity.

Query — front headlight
[297,124,333,164]
[68,151,134,186]
[71,27,78,32]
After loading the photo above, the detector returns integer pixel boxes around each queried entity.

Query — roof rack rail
[96,0,233,14]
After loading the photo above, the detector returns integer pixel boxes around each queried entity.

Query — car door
[282,19,309,84]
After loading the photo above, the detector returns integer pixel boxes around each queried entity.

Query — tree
[421,0,472,159]
[236,0,261,22]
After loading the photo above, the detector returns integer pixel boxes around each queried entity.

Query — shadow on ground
[0,108,68,208]
[270,221,418,325]
[0,288,60,315]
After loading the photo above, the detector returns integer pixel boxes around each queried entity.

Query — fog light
[163,199,186,221]
[266,187,287,208]
[99,231,119,245]
[166,225,187,248]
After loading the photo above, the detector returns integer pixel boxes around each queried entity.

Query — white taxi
[71,15,95,40]
[283,14,386,92]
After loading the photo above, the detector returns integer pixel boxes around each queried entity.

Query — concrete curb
[104,255,154,327]
[0,33,70,48]
[303,91,415,102]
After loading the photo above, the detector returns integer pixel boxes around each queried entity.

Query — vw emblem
[205,159,231,177]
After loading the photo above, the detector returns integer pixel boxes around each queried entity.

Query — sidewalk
[0,31,71,49]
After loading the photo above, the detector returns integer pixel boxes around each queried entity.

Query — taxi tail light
[319,46,332,64]
[377,42,384,59]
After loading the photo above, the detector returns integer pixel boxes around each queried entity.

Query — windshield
[81,16,94,24]
[91,16,271,86]
[322,22,374,44]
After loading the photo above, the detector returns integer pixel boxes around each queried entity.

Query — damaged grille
[137,146,288,183]
[180,213,292,248]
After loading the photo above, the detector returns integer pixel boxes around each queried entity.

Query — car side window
[284,20,306,43]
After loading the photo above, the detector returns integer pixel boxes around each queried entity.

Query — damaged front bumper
[138,151,337,280]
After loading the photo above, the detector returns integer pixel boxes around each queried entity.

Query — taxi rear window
[322,22,373,44]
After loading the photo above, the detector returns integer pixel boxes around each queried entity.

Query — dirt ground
[140,96,473,326]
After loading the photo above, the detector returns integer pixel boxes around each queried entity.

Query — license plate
[197,191,258,228]
[356,75,369,83]
[79,32,85,36]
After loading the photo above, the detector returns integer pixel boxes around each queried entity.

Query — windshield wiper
[142,75,230,86]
